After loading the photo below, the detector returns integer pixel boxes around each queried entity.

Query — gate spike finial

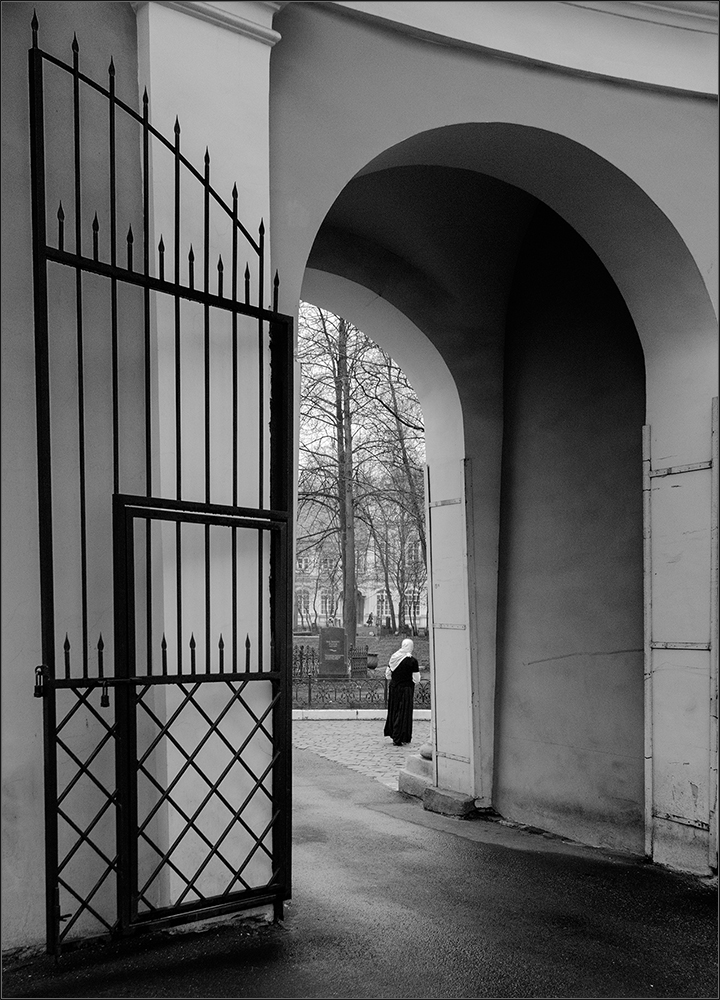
[31,10,38,47]
[126,225,134,271]
[92,212,99,261]
[245,634,251,672]
[57,202,65,252]
[174,116,181,136]
[204,147,210,167]
[217,255,224,297]
[72,32,79,55]
[143,87,149,108]
[259,218,265,237]
[108,57,115,78]
[232,183,238,203]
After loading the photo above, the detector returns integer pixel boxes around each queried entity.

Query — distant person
[384,638,420,746]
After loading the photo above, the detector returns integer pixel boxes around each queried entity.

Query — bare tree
[297,302,426,642]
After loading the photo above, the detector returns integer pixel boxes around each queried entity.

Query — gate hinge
[34,665,48,698]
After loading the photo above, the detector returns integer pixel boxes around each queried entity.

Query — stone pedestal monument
[318,626,348,678]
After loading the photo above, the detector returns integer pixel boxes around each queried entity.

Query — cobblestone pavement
[292,717,431,789]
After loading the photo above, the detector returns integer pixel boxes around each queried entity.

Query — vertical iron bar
[72,35,89,677]
[231,187,239,673]
[257,221,265,674]
[271,312,293,907]
[142,88,152,676]
[113,499,137,932]
[57,203,64,251]
[204,150,211,673]
[109,59,119,496]
[174,118,182,671]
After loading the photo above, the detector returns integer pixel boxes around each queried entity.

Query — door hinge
[33,665,47,698]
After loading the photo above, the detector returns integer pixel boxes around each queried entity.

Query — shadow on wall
[494,205,646,854]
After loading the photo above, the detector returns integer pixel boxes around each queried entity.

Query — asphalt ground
[2,718,718,999]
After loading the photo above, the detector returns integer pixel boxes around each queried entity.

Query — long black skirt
[383,683,414,744]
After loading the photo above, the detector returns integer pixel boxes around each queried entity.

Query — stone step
[423,785,475,818]
[404,753,433,779]
[398,752,434,798]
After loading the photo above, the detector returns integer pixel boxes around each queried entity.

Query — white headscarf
[388,638,414,672]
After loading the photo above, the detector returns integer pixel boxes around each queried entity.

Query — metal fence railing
[291,644,431,709]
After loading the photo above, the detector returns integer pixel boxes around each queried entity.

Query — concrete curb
[292,709,432,721]
[423,785,476,817]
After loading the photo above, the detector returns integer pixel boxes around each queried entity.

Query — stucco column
[134,1,283,231]
[130,0,287,905]
[133,0,285,503]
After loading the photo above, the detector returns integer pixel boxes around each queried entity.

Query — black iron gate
[29,16,293,955]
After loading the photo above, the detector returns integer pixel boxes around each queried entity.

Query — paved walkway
[291,716,432,789]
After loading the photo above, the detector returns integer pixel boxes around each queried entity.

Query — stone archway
[300,269,479,799]
[277,118,716,866]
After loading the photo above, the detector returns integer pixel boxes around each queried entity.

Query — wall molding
[131,1,286,46]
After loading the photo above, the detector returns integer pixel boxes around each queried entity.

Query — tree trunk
[388,373,427,569]
[336,319,357,648]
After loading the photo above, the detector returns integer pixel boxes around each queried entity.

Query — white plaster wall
[494,207,646,853]
[329,0,718,94]
[270,2,717,863]
[1,0,284,951]
[1,0,143,952]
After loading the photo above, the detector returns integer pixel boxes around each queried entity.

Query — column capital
[131,1,287,46]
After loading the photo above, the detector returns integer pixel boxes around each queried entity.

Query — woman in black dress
[383,638,420,745]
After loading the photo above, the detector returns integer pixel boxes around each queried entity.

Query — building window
[376,591,388,618]
[296,554,311,573]
[320,591,330,616]
[403,594,421,616]
[296,589,311,617]
[406,539,422,565]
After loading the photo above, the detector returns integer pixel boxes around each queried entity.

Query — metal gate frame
[29,15,294,955]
